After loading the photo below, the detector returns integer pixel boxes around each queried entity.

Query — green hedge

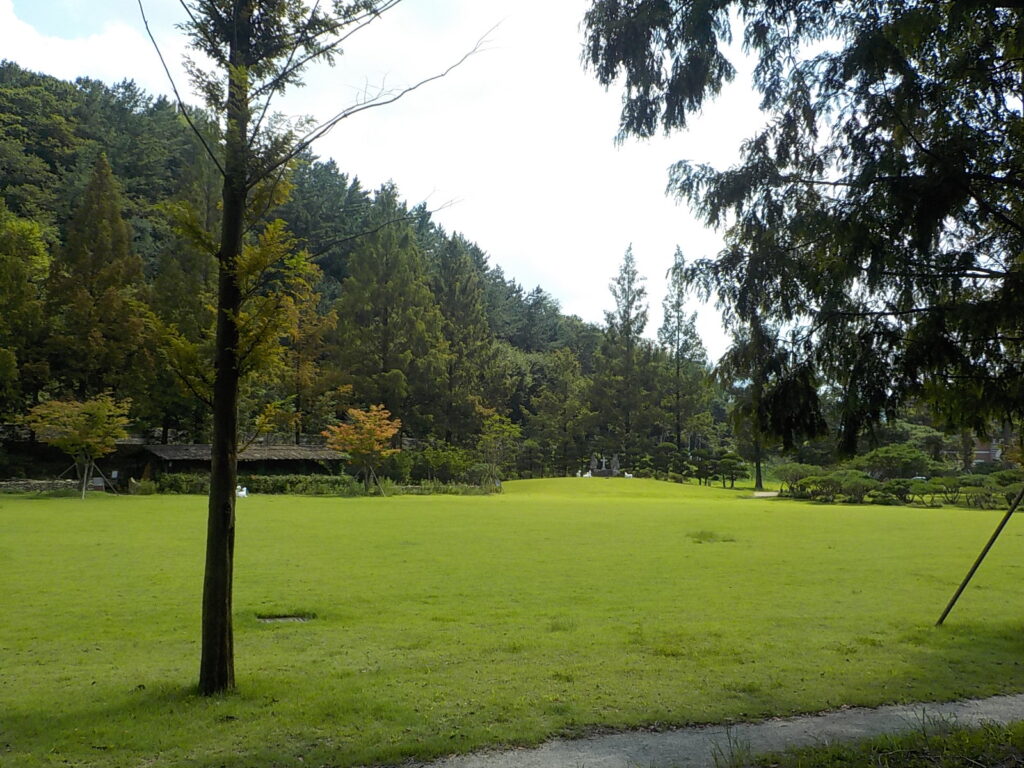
[155,473,493,497]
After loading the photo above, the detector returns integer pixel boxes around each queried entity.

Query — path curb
[425,693,1024,768]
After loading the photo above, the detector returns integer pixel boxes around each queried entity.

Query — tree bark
[199,3,250,697]
[753,437,764,491]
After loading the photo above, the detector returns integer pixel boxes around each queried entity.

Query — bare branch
[137,0,225,177]
[248,0,406,104]
[248,0,326,147]
[253,26,496,186]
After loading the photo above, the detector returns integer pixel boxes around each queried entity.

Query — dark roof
[144,444,342,462]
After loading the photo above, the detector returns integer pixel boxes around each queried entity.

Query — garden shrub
[774,463,819,496]
[855,444,930,480]
[412,443,475,483]
[380,450,412,484]
[157,473,210,494]
[881,479,913,504]
[933,476,963,504]
[866,490,900,505]
[130,478,157,495]
[839,475,879,504]
[1000,482,1024,507]
[909,480,941,506]
[798,475,842,502]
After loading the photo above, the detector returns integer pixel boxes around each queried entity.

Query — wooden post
[936,485,1024,626]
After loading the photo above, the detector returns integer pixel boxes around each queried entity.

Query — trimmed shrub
[157,473,210,494]
[882,479,913,504]
[867,490,900,506]
[909,480,941,506]
[933,476,963,505]
[798,475,842,502]
[774,463,819,496]
[839,475,880,504]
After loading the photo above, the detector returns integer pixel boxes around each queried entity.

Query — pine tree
[525,348,594,475]
[0,200,50,413]
[658,248,709,448]
[591,246,653,457]
[430,233,494,443]
[47,153,149,399]
[333,188,447,434]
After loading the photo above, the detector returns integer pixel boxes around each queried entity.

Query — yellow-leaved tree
[323,405,401,493]
[25,393,130,499]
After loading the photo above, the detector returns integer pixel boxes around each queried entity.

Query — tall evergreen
[47,153,149,399]
[0,200,50,413]
[334,188,447,434]
[658,248,709,448]
[591,246,653,456]
[430,233,494,443]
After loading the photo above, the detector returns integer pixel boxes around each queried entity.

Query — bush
[909,480,941,506]
[239,474,361,496]
[774,463,819,495]
[933,476,963,504]
[157,473,210,494]
[855,444,931,480]
[882,479,913,504]
[866,490,900,506]
[798,475,842,502]
[130,478,157,495]
[838,475,879,504]
[380,450,412,484]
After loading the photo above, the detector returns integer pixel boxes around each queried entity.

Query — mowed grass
[3,479,1024,767]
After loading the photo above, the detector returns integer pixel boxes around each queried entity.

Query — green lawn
[3,478,1024,767]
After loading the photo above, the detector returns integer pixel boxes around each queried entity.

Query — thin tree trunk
[199,5,249,696]
[754,437,764,491]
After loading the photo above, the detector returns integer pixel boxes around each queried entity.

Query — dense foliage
[0,61,727,480]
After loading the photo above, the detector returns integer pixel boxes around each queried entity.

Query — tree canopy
[584,0,1024,440]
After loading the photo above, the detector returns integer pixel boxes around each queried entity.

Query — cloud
[1,0,762,358]
[0,0,190,97]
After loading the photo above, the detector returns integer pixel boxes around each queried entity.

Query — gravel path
[424,693,1024,768]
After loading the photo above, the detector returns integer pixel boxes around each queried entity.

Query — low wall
[0,479,78,493]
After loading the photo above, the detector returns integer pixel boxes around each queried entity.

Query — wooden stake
[936,485,1024,626]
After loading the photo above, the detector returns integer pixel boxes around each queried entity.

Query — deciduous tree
[24,393,130,499]
[323,404,401,491]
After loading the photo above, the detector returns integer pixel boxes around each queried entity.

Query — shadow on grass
[5,621,1024,767]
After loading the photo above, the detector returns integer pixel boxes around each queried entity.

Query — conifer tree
[47,153,148,399]
[333,187,447,434]
[0,200,50,413]
[591,246,654,456]
[430,233,494,443]
[658,248,709,448]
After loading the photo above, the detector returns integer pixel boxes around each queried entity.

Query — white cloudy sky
[1,0,762,359]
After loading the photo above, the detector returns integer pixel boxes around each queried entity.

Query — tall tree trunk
[199,5,250,696]
[754,436,764,491]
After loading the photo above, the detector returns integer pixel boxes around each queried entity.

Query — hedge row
[150,473,494,497]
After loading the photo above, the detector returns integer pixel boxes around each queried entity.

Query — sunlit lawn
[3,478,1024,767]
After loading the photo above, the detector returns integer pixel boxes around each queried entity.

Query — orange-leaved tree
[323,405,401,492]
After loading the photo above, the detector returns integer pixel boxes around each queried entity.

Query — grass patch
[757,720,1024,768]
[3,478,1024,767]
[687,529,737,543]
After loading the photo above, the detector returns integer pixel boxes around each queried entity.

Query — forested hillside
[0,61,727,479]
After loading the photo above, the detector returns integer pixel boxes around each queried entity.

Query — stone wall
[0,479,78,493]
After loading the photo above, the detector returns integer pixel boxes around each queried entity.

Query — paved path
[426,693,1024,768]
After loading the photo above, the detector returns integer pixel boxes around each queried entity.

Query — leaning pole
[936,485,1024,626]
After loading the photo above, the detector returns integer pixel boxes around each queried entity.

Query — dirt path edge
[424,693,1024,768]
